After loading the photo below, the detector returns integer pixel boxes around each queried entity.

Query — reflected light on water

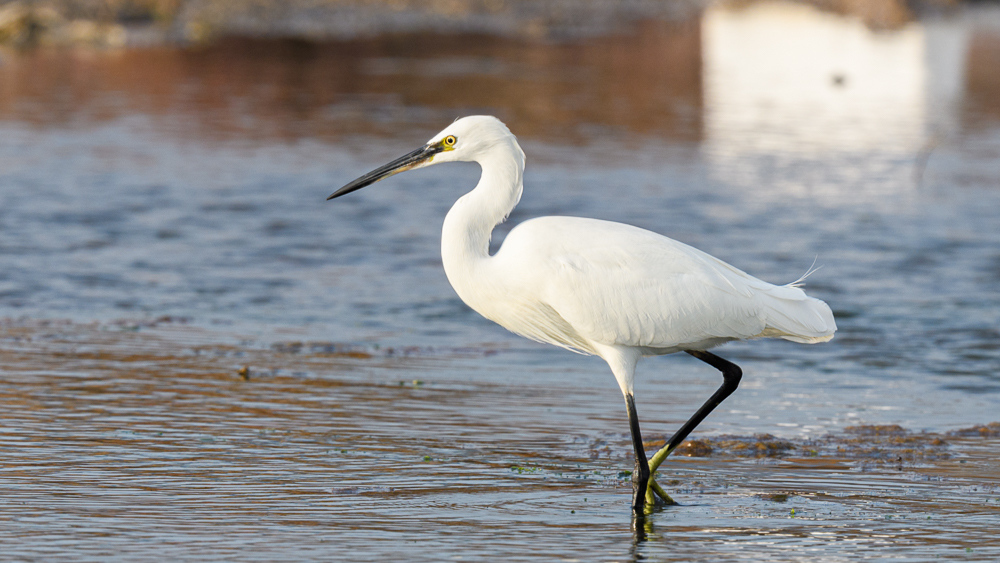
[0,23,704,144]
[702,1,969,195]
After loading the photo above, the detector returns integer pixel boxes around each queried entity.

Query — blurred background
[1,0,998,336]
[2,0,1000,559]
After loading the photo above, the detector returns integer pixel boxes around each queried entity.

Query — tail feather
[786,257,821,288]
[757,284,837,344]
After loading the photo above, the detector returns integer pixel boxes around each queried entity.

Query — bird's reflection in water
[630,515,651,561]
[629,506,668,561]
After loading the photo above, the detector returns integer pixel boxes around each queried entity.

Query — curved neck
[441,141,524,290]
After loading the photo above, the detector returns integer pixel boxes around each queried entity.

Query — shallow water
[2,320,999,561]
[2,1,1000,560]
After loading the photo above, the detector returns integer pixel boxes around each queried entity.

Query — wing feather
[494,216,835,354]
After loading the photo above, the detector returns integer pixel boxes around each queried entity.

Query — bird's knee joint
[726,365,743,386]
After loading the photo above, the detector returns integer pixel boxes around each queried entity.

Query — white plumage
[471,216,833,354]
[330,115,836,514]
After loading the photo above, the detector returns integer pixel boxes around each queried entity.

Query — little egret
[329,116,836,513]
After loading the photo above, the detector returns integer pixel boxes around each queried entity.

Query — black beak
[328,143,443,200]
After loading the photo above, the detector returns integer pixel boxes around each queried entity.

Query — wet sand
[2,319,998,560]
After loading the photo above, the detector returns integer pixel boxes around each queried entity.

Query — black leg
[662,350,742,453]
[625,393,650,513]
[643,351,743,506]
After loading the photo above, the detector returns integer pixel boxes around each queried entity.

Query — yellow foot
[642,441,680,508]
[645,477,676,508]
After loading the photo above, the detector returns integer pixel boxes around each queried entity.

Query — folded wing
[497,217,836,354]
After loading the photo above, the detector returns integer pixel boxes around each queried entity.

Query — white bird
[329,116,836,513]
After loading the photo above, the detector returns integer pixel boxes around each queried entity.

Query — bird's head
[328,115,518,200]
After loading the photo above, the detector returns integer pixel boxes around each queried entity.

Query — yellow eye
[443,135,457,147]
